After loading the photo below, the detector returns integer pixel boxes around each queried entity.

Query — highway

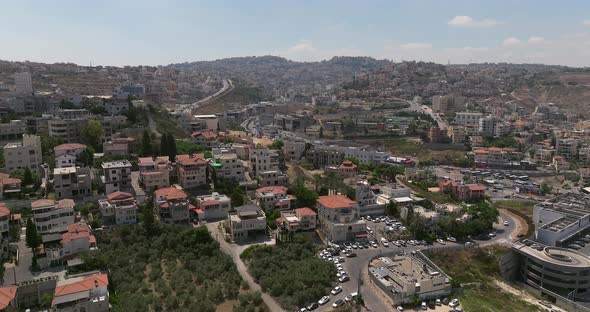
[174,79,234,115]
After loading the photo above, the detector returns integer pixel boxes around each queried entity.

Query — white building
[101,160,132,194]
[533,193,590,246]
[14,72,33,95]
[98,191,137,225]
[195,192,231,221]
[478,116,497,137]
[455,112,483,127]
[31,199,76,242]
[316,194,368,242]
[257,170,289,187]
[56,153,77,168]
[3,134,42,174]
[210,153,246,182]
[255,186,293,211]
[249,148,279,177]
[229,204,266,241]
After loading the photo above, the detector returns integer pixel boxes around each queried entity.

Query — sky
[1,0,590,67]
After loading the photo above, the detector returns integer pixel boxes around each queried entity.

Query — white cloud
[273,40,363,61]
[582,20,590,26]
[502,37,521,46]
[528,36,545,44]
[400,42,432,49]
[285,40,316,54]
[448,15,497,28]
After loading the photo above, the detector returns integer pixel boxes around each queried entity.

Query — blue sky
[1,0,590,66]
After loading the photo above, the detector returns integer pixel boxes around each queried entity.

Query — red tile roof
[31,199,56,209]
[176,154,207,166]
[154,187,187,200]
[0,204,10,218]
[54,143,87,152]
[191,130,217,139]
[200,200,220,207]
[104,144,128,152]
[57,199,75,209]
[0,177,21,186]
[61,223,92,243]
[53,274,109,299]
[256,186,288,194]
[107,191,134,201]
[317,195,356,209]
[0,286,17,310]
[295,207,317,217]
[467,185,486,191]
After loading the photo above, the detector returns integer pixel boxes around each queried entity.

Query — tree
[79,148,94,167]
[80,120,104,151]
[25,217,41,251]
[168,135,177,161]
[541,182,552,195]
[268,139,284,150]
[23,167,33,186]
[141,130,153,156]
[319,127,324,138]
[386,200,399,218]
[160,133,169,157]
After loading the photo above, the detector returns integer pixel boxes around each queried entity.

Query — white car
[504,221,509,226]
[382,241,389,247]
[450,299,459,308]
[331,286,343,295]
[318,296,330,305]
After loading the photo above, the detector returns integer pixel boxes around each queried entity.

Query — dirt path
[494,279,566,312]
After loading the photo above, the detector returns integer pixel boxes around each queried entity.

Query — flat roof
[513,243,590,268]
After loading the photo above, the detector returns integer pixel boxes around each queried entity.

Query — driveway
[205,222,286,312]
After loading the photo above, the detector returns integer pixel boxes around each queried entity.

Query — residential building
[31,199,75,242]
[432,95,465,115]
[98,191,137,225]
[138,156,171,191]
[154,187,191,224]
[369,253,452,305]
[276,208,317,232]
[0,204,9,261]
[52,273,109,312]
[349,179,385,216]
[14,72,33,94]
[513,242,590,301]
[103,100,129,115]
[305,146,344,169]
[48,117,89,143]
[555,138,579,160]
[102,142,128,158]
[53,167,92,199]
[41,222,97,266]
[316,194,367,242]
[101,160,132,194]
[0,173,21,200]
[455,112,483,128]
[255,186,294,211]
[579,168,590,186]
[283,140,306,161]
[478,116,497,137]
[3,134,42,174]
[579,145,590,165]
[0,120,26,142]
[339,146,388,166]
[438,180,486,201]
[194,192,231,221]
[257,170,289,187]
[533,193,590,246]
[191,130,219,148]
[552,155,570,172]
[209,153,245,182]
[176,154,208,190]
[53,143,87,158]
[447,126,466,143]
[473,147,522,168]
[229,204,266,241]
[0,286,17,312]
[55,153,77,168]
[250,148,279,177]
[428,126,447,143]
[376,184,413,206]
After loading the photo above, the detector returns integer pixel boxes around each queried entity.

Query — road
[406,97,447,129]
[205,222,286,312]
[175,79,234,115]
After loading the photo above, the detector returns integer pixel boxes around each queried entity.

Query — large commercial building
[455,112,483,128]
[369,252,452,304]
[513,242,590,301]
[432,95,465,115]
[533,193,590,246]
[3,134,42,174]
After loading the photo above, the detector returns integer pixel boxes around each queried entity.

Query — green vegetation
[494,200,535,217]
[484,136,520,149]
[240,237,336,309]
[385,138,432,161]
[149,105,188,138]
[176,140,213,158]
[429,247,541,312]
[80,120,105,152]
[159,133,178,161]
[79,225,246,312]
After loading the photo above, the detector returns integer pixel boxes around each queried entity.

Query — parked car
[447,236,457,242]
[504,221,509,226]
[449,299,459,308]
[299,308,307,312]
[306,302,319,310]
[396,306,404,311]
[421,301,427,310]
[338,275,350,283]
[346,252,357,258]
[330,286,343,295]
[332,299,345,308]
[345,292,357,302]
[318,296,330,305]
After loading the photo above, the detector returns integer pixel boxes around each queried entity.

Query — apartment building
[53,143,87,157]
[154,187,190,224]
[0,120,26,142]
[176,154,208,190]
[446,126,466,143]
[316,194,367,242]
[14,72,33,94]
[53,167,92,199]
[48,117,88,143]
[229,204,266,241]
[209,153,245,182]
[55,153,77,168]
[473,147,522,168]
[191,130,219,148]
[455,112,483,128]
[98,191,137,225]
[305,146,345,169]
[138,156,171,191]
[250,148,280,177]
[257,170,289,187]
[52,273,110,312]
[349,179,385,216]
[555,138,579,160]
[428,126,447,143]
[478,116,497,137]
[0,204,9,262]
[432,95,465,115]
[255,186,294,211]
[101,160,132,194]
[0,173,21,200]
[276,208,317,232]
[40,222,97,267]
[3,134,42,174]
[439,180,486,201]
[194,192,231,221]
[31,198,75,242]
[283,140,306,161]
